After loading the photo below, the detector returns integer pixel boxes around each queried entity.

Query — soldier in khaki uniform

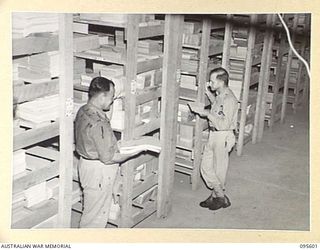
[191,67,238,211]
[75,77,143,228]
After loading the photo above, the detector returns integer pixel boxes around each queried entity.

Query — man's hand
[205,87,216,104]
[191,106,209,118]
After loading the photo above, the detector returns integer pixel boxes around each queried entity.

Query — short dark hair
[209,67,229,86]
[88,77,115,99]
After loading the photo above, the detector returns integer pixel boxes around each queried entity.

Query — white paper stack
[136,70,156,89]
[23,182,48,208]
[12,13,59,39]
[180,75,197,90]
[138,40,162,55]
[13,149,27,176]
[80,72,99,87]
[29,51,59,78]
[16,94,59,123]
[74,58,86,81]
[73,33,100,53]
[18,67,51,84]
[46,178,59,199]
[183,21,202,34]
[118,136,161,154]
[99,64,124,78]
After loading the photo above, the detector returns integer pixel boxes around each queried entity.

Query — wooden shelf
[74,51,125,65]
[13,80,59,105]
[12,34,59,57]
[74,18,165,39]
[12,199,58,229]
[13,121,59,151]
[179,87,198,101]
[13,148,59,194]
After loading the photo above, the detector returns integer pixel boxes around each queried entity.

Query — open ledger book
[118,136,161,155]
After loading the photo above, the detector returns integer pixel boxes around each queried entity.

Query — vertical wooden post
[270,32,286,130]
[257,15,276,141]
[252,14,273,144]
[157,14,183,218]
[192,18,210,190]
[293,33,307,112]
[120,14,139,227]
[57,13,73,228]
[236,14,257,156]
[222,14,233,71]
[281,14,298,123]
[302,14,311,104]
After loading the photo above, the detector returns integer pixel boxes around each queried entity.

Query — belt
[209,127,235,133]
[80,156,98,161]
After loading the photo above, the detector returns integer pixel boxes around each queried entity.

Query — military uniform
[75,103,119,228]
[200,87,238,198]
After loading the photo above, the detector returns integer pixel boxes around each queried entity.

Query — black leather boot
[199,195,216,208]
[208,195,231,210]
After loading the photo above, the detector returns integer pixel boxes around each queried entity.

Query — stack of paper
[73,22,88,34]
[79,13,101,21]
[118,136,161,154]
[181,59,199,73]
[73,33,100,53]
[74,58,86,81]
[16,94,59,123]
[180,75,197,90]
[183,33,201,46]
[183,21,202,34]
[115,30,125,48]
[100,45,126,62]
[23,182,48,208]
[13,149,27,176]
[18,67,51,84]
[29,51,59,78]
[80,72,99,87]
[46,178,59,199]
[182,48,199,60]
[138,40,162,55]
[110,110,125,130]
[136,70,158,89]
[90,32,115,46]
[99,64,124,78]
[12,13,59,39]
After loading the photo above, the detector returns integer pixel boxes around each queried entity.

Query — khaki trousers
[78,157,119,228]
[200,130,235,197]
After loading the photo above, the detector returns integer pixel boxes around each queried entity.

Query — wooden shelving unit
[12,14,74,228]
[70,14,178,227]
[174,15,225,190]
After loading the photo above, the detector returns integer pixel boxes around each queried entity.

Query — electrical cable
[277,13,310,78]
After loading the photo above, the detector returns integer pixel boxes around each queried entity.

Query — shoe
[199,195,215,208]
[208,195,231,210]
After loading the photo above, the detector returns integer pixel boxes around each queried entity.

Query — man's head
[88,77,115,111]
[207,67,229,92]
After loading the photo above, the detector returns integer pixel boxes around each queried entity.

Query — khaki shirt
[209,87,238,131]
[75,103,118,164]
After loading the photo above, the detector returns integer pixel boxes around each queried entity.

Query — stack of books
[138,39,162,55]
[115,30,125,48]
[29,51,59,78]
[16,94,59,123]
[23,182,48,208]
[80,72,99,87]
[12,13,59,39]
[73,33,100,53]
[74,58,86,81]
[180,75,197,90]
